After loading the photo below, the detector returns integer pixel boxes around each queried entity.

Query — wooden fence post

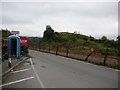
[56,45,58,55]
[39,45,41,51]
[49,45,50,53]
[84,48,94,61]
[33,45,35,50]
[103,48,108,66]
[66,48,69,57]
[43,46,45,52]
[85,52,92,61]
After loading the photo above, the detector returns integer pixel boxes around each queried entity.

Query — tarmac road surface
[2,50,118,88]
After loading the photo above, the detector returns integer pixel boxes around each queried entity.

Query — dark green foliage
[2,29,12,38]
[28,26,119,56]
[28,37,42,47]
[117,35,120,41]
[21,46,28,56]
[2,29,12,57]
[43,25,55,42]
[2,46,7,55]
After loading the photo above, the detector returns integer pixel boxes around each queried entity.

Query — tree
[2,29,12,38]
[89,35,95,41]
[101,36,107,42]
[43,25,55,41]
[117,36,120,41]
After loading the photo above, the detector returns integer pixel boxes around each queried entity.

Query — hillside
[1,28,119,56]
[28,25,119,56]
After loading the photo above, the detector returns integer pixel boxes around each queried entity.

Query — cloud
[1,0,119,2]
[2,2,118,40]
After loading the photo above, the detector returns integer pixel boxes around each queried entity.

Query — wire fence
[29,44,120,69]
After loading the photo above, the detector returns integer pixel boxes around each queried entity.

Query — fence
[29,44,120,69]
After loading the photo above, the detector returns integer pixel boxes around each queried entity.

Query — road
[2,50,118,88]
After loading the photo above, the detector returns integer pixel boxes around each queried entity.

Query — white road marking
[30,58,45,88]
[0,77,34,87]
[115,69,120,72]
[24,63,30,65]
[11,68,31,74]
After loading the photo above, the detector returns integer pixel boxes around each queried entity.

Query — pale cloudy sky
[0,0,119,40]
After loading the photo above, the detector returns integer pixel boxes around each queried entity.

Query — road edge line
[30,58,45,88]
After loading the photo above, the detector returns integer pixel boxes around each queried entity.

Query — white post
[8,57,11,68]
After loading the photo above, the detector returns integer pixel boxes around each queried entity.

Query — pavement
[0,56,22,90]
[1,50,119,88]
[0,56,28,90]
[0,56,26,77]
[2,59,20,75]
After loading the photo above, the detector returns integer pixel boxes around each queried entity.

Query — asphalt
[2,59,19,74]
[2,50,118,88]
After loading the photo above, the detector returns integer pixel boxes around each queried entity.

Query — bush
[21,46,28,56]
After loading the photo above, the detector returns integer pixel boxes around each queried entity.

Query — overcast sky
[1,0,119,40]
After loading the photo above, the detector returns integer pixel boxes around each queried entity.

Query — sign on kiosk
[20,37,28,46]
